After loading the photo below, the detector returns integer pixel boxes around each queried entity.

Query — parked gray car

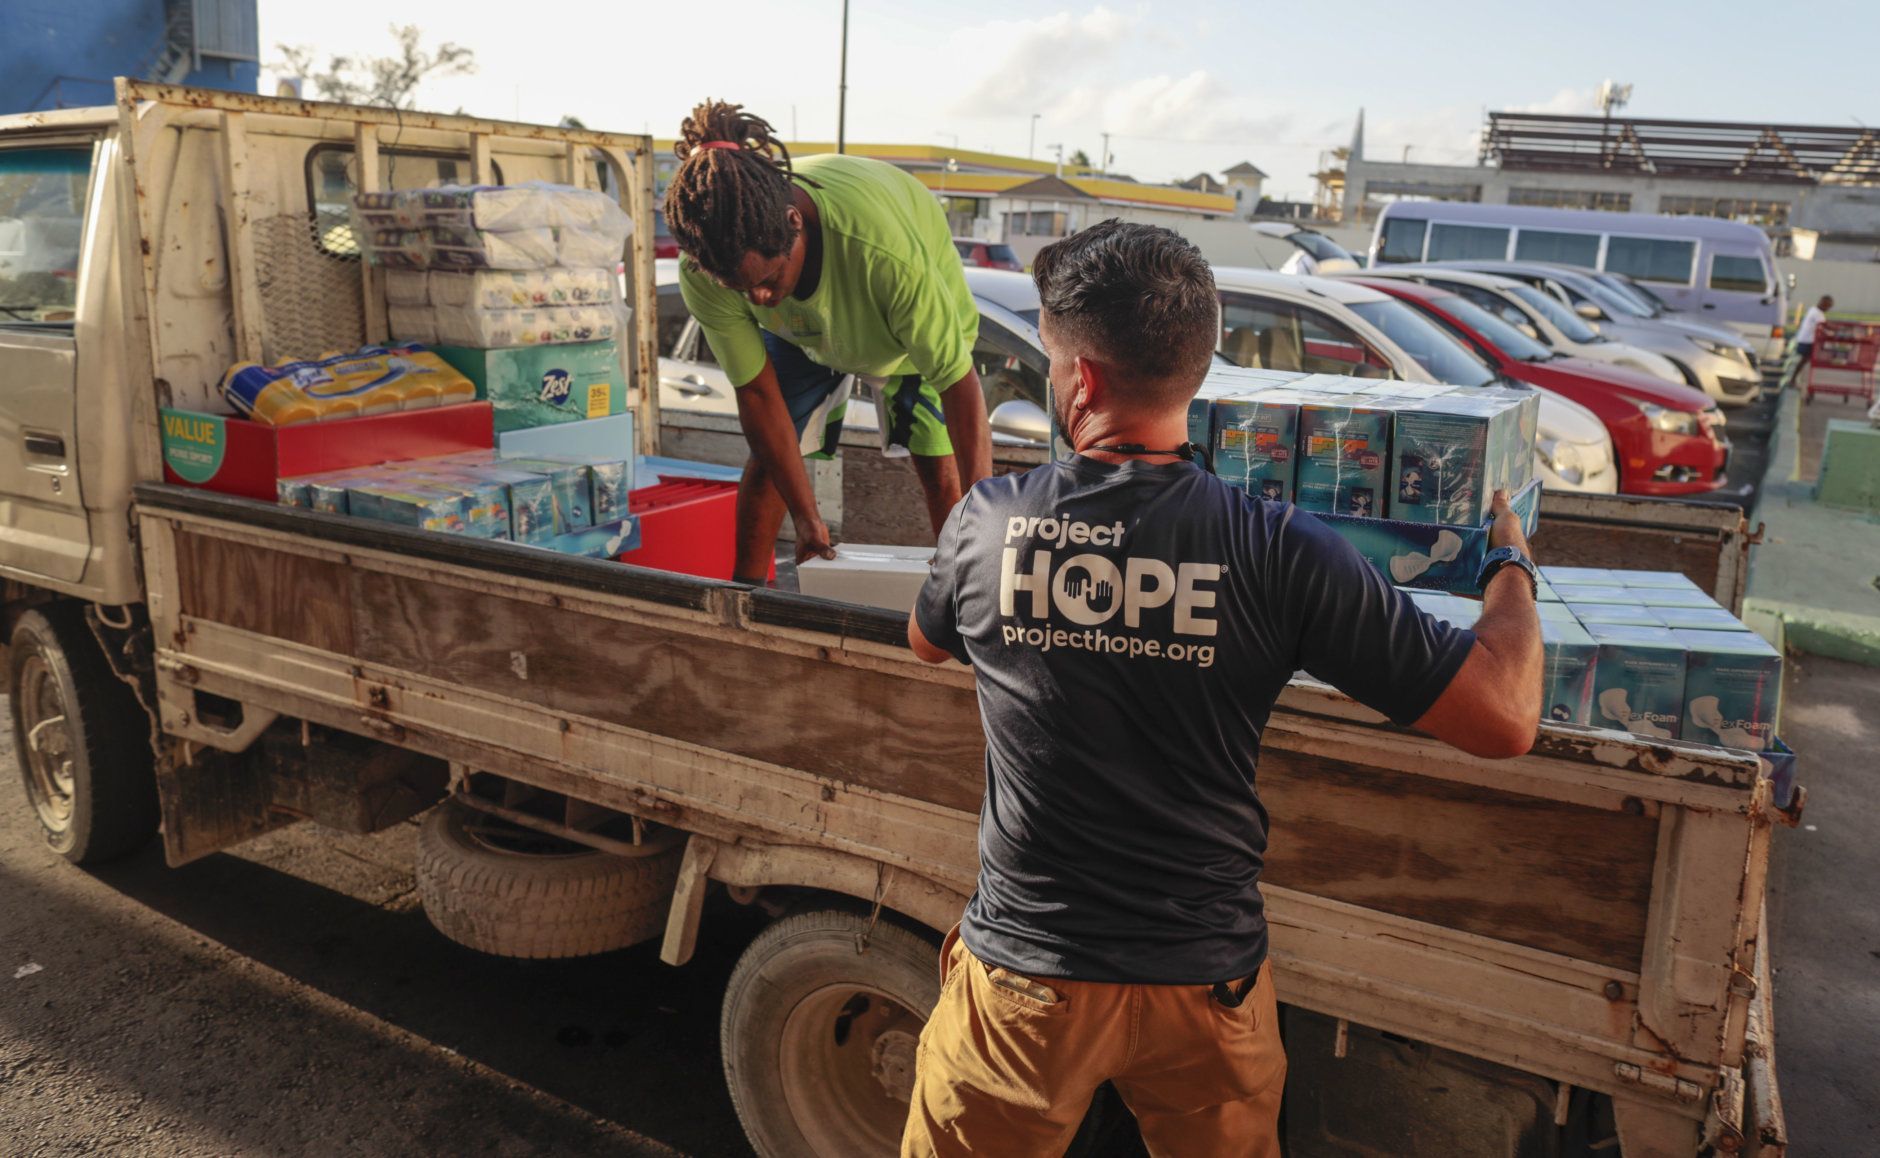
[1436,260,1762,406]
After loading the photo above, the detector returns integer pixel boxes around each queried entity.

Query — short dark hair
[1032,220,1218,407]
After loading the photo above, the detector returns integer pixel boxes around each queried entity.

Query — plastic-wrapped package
[556,226,626,268]
[221,343,477,426]
[435,304,620,349]
[387,305,439,345]
[428,268,615,310]
[383,269,432,306]
[427,224,558,271]
[358,227,430,270]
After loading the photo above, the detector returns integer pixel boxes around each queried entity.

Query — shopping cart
[1803,320,1879,405]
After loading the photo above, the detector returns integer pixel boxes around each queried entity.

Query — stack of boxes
[1184,370,1544,594]
[1404,567,1784,753]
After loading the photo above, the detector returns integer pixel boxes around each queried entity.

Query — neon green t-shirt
[678,153,978,391]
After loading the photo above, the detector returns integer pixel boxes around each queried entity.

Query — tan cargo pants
[902,927,1286,1157]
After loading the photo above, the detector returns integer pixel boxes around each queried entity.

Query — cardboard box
[396,470,515,541]
[1587,623,1687,741]
[500,458,594,532]
[1541,618,1599,725]
[1322,476,1541,594]
[1390,389,1532,526]
[345,483,471,535]
[1537,601,1579,622]
[1617,570,1702,592]
[1674,628,1783,752]
[1569,602,1666,628]
[525,517,642,559]
[1638,588,1721,609]
[1212,391,1301,503]
[1540,566,1616,585]
[277,479,313,508]
[159,403,493,502]
[797,544,934,613]
[435,340,623,433]
[1653,605,1749,632]
[498,412,636,461]
[1296,400,1390,519]
[1548,584,1639,605]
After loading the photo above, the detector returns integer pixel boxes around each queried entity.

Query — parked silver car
[1437,260,1763,406]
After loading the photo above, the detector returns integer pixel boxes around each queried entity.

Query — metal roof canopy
[1480,112,1880,186]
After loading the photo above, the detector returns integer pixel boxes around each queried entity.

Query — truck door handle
[24,433,66,456]
[1702,303,1716,310]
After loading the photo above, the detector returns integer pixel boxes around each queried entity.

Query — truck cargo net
[255,212,367,359]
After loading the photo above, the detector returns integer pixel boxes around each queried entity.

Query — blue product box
[1540,566,1615,585]
[1640,588,1721,609]
[1186,377,1256,451]
[346,483,470,535]
[635,454,743,485]
[1756,737,1800,811]
[1654,605,1747,631]
[1568,603,1666,628]
[1537,601,1579,622]
[1549,584,1639,605]
[1617,570,1702,592]
[1213,391,1301,503]
[401,471,513,541]
[495,411,636,466]
[1390,390,1530,526]
[1296,400,1390,519]
[518,455,632,524]
[527,516,643,559]
[1541,618,1599,725]
[1316,476,1542,594]
[1587,623,1687,741]
[1673,628,1783,752]
[501,458,593,532]
[277,479,313,508]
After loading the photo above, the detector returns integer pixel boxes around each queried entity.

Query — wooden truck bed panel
[138,483,1775,1132]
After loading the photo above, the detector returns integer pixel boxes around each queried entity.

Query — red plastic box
[159,403,495,502]
[618,478,772,581]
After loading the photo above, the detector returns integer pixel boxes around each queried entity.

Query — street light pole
[836,0,850,154]
[1029,113,1040,159]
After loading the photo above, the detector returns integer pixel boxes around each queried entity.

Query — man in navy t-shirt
[901,221,1542,1157]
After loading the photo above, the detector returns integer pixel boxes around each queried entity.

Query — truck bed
[135,482,1784,1152]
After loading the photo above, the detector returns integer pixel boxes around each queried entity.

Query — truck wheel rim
[778,984,924,1154]
[18,656,76,834]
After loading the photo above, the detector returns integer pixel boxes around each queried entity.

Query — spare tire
[415,797,681,959]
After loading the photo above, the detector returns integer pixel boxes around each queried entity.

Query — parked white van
[1367,203,1788,361]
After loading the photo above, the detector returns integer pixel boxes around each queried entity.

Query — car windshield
[1595,273,1662,315]
[1508,283,1599,342]
[1587,282,1650,318]
[1433,294,1553,362]
[1294,232,1357,264]
[986,244,1019,265]
[1346,299,1496,388]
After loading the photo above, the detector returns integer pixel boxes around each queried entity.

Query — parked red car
[1355,278,1729,497]
[954,238,1023,271]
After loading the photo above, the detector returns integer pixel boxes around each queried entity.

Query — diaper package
[500,457,593,532]
[1568,602,1666,628]
[1541,618,1599,726]
[1390,389,1534,526]
[427,224,558,272]
[428,268,615,311]
[1588,623,1687,741]
[221,344,477,426]
[351,184,632,272]
[1675,629,1782,752]
[557,226,626,268]
[1212,390,1303,503]
[1295,400,1390,518]
[383,269,432,306]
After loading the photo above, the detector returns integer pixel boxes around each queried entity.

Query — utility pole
[1099,131,1110,177]
[1049,143,1064,178]
[836,0,850,154]
[1029,113,1041,159]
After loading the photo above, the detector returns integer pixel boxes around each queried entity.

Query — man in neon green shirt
[665,100,993,584]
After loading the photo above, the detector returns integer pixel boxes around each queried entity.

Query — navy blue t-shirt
[916,455,1474,985]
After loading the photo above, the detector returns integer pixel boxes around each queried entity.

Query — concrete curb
[1746,388,1880,667]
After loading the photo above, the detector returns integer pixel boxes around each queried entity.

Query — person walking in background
[1780,295,1834,391]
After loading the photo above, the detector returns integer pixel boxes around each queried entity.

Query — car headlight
[1538,438,1585,485]
[1639,403,1700,436]
[1692,337,1749,363]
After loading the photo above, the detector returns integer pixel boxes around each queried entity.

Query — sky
[256,0,1878,201]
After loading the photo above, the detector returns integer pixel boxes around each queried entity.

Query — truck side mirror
[989,399,1050,444]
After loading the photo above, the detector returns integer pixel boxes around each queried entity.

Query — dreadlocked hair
[665,100,818,281]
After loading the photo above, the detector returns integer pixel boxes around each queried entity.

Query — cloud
[1508,86,1600,116]
[947,7,1136,120]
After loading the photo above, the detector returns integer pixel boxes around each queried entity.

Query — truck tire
[722,907,940,1158]
[7,606,159,864]
[415,798,681,959]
